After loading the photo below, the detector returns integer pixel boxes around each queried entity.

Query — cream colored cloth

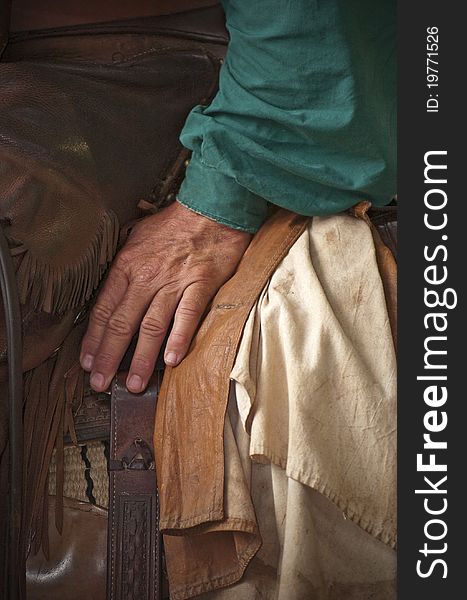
[203,214,397,599]
[203,398,396,600]
[232,213,396,545]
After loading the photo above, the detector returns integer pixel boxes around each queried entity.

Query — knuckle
[107,315,133,338]
[81,332,101,350]
[169,331,191,348]
[140,316,166,339]
[131,356,154,374]
[132,268,157,286]
[94,351,117,370]
[177,302,201,321]
[90,303,113,326]
[114,251,131,270]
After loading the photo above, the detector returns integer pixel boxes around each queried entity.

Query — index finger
[80,265,128,371]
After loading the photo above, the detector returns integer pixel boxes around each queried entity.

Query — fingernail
[90,372,105,391]
[81,354,94,371]
[127,374,143,393]
[165,352,178,366]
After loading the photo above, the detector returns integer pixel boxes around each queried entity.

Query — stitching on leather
[169,534,261,599]
[110,378,118,600]
[115,44,173,64]
[177,218,307,526]
[154,495,160,600]
[162,515,258,533]
[159,216,309,529]
[210,219,309,523]
[116,45,208,65]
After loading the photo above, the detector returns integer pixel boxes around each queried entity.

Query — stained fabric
[231,214,397,550]
[178,0,396,232]
[198,401,396,600]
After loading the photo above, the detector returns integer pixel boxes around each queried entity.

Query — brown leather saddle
[0,2,228,598]
[0,2,398,598]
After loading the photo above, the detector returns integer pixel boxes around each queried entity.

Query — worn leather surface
[26,496,108,600]
[154,209,310,600]
[0,9,227,598]
[369,205,398,260]
[0,0,10,57]
[0,302,79,382]
[108,373,161,600]
[0,7,227,380]
[10,0,220,32]
[8,5,228,48]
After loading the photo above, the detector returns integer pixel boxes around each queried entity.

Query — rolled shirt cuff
[177,151,268,234]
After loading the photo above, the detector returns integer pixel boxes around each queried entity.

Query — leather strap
[0,0,10,57]
[353,202,397,349]
[108,373,162,600]
[0,216,24,599]
[154,209,310,599]
[10,0,220,33]
[156,209,309,532]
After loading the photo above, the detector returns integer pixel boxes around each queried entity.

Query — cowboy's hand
[80,201,251,393]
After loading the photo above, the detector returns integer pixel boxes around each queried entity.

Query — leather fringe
[22,322,86,560]
[11,210,119,315]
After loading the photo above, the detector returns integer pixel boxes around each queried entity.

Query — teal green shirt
[178,0,396,233]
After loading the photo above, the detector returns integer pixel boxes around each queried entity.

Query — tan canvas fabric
[231,214,397,548]
[198,397,396,600]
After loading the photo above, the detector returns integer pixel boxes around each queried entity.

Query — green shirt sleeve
[178,0,396,233]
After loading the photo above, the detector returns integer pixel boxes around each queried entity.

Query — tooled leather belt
[108,371,163,600]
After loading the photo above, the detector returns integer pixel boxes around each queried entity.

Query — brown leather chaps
[0,5,227,598]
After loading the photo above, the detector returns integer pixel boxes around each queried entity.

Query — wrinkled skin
[80,201,251,393]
